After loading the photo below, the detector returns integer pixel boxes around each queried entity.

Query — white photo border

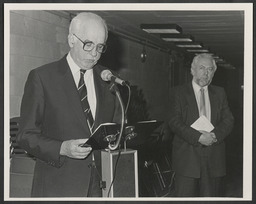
[4,2,253,202]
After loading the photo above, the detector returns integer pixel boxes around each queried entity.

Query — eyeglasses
[73,34,107,54]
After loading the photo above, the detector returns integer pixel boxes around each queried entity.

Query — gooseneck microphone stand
[102,81,138,198]
[107,82,125,151]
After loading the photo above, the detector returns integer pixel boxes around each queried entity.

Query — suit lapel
[186,83,200,122]
[186,83,218,123]
[208,85,218,123]
[58,57,90,133]
[92,66,107,131]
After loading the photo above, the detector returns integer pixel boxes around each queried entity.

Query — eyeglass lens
[73,34,107,53]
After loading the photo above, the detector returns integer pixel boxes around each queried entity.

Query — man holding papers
[169,53,234,197]
[17,12,121,197]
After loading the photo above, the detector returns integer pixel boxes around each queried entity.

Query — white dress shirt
[192,80,211,122]
[66,53,97,119]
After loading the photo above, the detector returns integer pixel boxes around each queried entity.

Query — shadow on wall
[119,85,150,124]
[99,32,125,72]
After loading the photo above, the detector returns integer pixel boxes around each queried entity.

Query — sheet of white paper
[191,115,214,132]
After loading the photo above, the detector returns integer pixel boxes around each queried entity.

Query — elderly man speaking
[18,12,121,197]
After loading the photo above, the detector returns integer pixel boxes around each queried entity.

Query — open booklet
[190,115,214,132]
[81,120,162,150]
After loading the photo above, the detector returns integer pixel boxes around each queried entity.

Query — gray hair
[191,53,217,71]
[69,12,108,40]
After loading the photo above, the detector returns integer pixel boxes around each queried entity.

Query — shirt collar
[192,80,208,93]
[66,52,93,77]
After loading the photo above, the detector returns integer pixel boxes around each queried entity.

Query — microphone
[101,69,126,86]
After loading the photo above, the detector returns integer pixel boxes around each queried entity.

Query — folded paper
[191,115,214,132]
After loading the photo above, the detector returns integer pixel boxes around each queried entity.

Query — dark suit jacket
[17,55,121,197]
[169,82,234,178]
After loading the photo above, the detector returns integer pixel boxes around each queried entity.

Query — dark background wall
[99,32,171,121]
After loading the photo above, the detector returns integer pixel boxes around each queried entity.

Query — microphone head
[101,69,112,81]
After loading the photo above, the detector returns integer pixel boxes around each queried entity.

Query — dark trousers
[87,152,102,197]
[175,149,223,197]
[174,174,223,197]
[87,162,102,197]
[87,164,102,197]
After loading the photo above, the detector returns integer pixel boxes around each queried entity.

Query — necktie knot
[80,69,86,75]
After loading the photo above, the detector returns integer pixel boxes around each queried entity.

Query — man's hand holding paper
[191,115,217,146]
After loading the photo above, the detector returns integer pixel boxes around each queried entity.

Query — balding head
[68,12,108,70]
[69,12,108,41]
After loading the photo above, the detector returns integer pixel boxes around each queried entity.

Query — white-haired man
[169,53,234,197]
[18,12,121,197]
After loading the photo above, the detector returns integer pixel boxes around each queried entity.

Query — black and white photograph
[2,2,254,202]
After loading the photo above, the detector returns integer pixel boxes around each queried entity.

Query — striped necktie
[78,69,94,132]
[199,88,206,116]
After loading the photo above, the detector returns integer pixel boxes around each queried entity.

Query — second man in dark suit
[169,53,234,197]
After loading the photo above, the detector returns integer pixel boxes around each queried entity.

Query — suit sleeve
[212,88,234,143]
[168,88,201,146]
[17,70,65,168]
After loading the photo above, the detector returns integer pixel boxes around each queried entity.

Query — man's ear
[68,34,75,48]
[191,68,194,75]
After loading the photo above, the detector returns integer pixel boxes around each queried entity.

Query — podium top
[82,120,162,150]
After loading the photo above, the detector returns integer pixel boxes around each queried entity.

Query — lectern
[83,120,161,197]
[101,149,138,197]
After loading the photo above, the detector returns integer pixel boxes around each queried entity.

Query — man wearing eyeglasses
[18,12,121,197]
[168,54,234,197]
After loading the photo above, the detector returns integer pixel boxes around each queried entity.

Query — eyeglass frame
[72,33,107,54]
